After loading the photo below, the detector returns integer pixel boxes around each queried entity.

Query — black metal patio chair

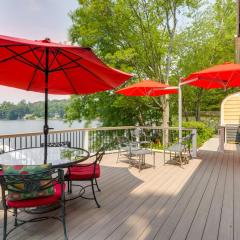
[163,133,194,167]
[0,167,67,240]
[65,144,107,208]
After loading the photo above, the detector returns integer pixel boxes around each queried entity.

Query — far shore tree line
[0,100,67,120]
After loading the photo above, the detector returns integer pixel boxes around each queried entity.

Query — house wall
[221,92,240,125]
[221,92,240,143]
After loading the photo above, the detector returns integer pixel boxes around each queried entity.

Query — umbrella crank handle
[43,126,54,134]
[48,127,54,131]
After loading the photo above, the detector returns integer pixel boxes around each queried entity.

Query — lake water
[0,120,99,135]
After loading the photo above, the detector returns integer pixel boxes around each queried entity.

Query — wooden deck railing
[0,126,197,157]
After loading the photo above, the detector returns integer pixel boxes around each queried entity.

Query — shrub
[182,121,214,147]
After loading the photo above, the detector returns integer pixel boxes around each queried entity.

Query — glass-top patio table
[0,146,90,168]
[0,146,90,213]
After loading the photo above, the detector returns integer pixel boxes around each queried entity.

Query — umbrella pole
[44,48,49,164]
[178,81,182,143]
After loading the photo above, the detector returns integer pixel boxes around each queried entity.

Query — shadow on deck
[1,143,239,240]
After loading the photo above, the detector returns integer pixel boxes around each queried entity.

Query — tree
[68,0,200,142]
[175,0,236,121]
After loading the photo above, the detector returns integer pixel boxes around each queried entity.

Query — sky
[0,0,78,103]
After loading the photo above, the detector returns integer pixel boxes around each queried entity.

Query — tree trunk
[195,89,203,121]
[162,2,177,146]
[195,104,201,121]
[162,95,169,146]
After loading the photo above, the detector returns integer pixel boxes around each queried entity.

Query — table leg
[139,155,141,172]
[153,152,155,168]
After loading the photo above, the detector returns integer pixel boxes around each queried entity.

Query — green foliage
[182,121,214,146]
[68,0,200,127]
[0,100,68,120]
[64,0,236,147]
[175,0,237,120]
[0,100,30,120]
[65,92,164,126]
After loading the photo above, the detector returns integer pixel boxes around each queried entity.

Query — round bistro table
[0,146,89,168]
[0,146,90,213]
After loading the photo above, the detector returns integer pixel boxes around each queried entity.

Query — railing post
[192,129,197,158]
[83,130,89,151]
[218,126,225,152]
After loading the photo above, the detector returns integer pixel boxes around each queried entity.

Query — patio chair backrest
[182,133,194,146]
[0,168,64,205]
[94,142,112,165]
[131,128,147,141]
[1,168,63,192]
[115,136,129,149]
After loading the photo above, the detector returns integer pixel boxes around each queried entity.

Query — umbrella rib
[51,65,84,72]
[197,77,228,85]
[59,50,110,86]
[0,44,29,48]
[49,55,83,73]
[5,46,44,71]
[0,46,39,65]
[55,57,78,94]
[224,71,235,89]
[48,48,61,69]
[27,49,45,91]
[61,48,106,66]
[29,46,45,69]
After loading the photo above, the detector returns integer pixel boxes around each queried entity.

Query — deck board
[185,151,224,240]
[1,143,240,240]
[218,146,234,240]
[153,151,216,240]
[170,151,222,240]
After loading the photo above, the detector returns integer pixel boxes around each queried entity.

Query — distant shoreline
[0,119,99,135]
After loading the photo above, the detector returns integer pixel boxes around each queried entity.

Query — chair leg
[188,147,192,160]
[69,181,72,194]
[3,208,7,240]
[91,179,100,208]
[153,152,156,168]
[95,178,101,192]
[116,150,120,163]
[61,199,68,240]
[67,180,69,193]
[163,149,166,165]
[179,153,183,168]
[138,155,141,172]
[14,208,18,227]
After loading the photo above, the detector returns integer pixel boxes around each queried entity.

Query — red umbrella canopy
[183,62,240,89]
[0,35,133,94]
[116,80,178,96]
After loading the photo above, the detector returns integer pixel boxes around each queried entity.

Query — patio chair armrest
[70,162,95,169]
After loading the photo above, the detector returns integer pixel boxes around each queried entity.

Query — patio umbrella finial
[43,37,51,43]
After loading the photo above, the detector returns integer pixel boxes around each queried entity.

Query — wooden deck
[1,143,240,240]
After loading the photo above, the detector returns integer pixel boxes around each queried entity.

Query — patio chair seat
[66,164,100,180]
[166,143,185,153]
[7,182,64,209]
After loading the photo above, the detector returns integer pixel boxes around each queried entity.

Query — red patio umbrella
[178,62,240,152]
[116,79,177,147]
[0,35,133,162]
[116,79,178,96]
[182,62,240,89]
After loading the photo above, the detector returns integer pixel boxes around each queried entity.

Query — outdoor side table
[128,148,155,172]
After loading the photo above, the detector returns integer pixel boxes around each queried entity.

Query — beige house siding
[221,93,240,125]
